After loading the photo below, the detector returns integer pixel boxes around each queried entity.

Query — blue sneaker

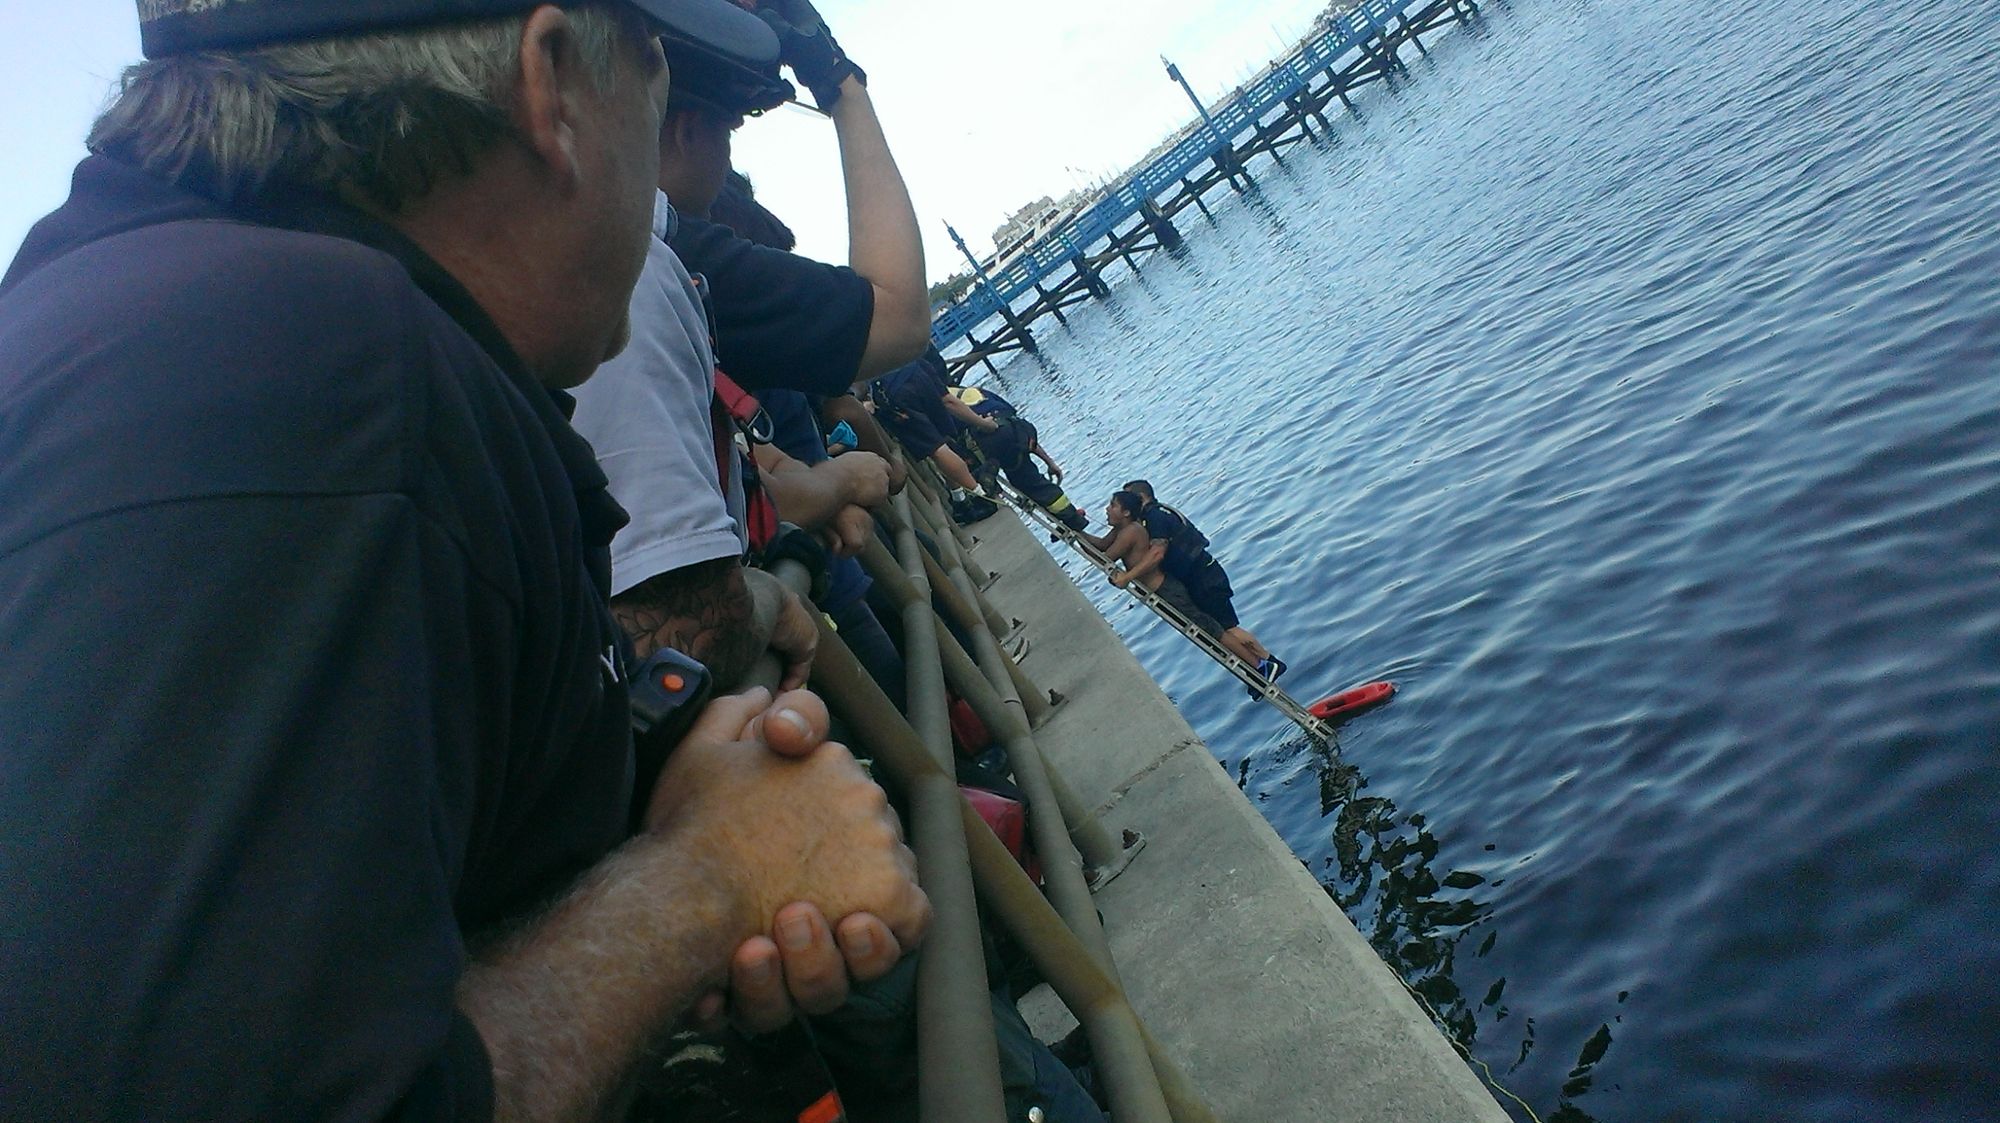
[1247,657,1281,698]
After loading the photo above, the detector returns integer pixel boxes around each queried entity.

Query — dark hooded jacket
[0,156,636,1121]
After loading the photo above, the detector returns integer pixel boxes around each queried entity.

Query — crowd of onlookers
[0,1,1278,1118]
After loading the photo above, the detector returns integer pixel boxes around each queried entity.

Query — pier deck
[967,511,1508,1121]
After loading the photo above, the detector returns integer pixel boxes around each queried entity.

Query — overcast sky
[2,0,1330,283]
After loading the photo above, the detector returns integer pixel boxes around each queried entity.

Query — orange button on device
[659,673,685,692]
[797,1091,844,1123]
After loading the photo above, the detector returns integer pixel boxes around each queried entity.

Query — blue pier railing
[933,0,1427,347]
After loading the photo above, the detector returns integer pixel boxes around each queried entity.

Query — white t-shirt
[571,192,747,597]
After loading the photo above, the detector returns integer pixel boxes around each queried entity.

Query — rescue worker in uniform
[948,382,1089,530]
[1120,479,1287,693]
[1085,491,1228,638]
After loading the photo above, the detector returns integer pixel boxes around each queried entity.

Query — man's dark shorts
[880,402,950,459]
[878,364,959,459]
[1154,575,1226,637]
[1182,561,1240,630]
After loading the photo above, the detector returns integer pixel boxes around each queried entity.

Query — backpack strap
[711,369,780,557]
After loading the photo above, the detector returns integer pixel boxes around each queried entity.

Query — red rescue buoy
[1308,681,1396,722]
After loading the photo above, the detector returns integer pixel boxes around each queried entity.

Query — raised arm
[755,0,928,378]
[831,78,929,378]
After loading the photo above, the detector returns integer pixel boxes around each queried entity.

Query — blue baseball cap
[138,0,780,66]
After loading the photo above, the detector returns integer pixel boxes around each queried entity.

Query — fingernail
[779,914,814,951]
[846,927,875,958]
[772,708,810,739]
[744,956,775,984]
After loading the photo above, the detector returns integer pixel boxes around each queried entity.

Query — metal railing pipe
[932,634,1131,884]
[916,545,1048,726]
[915,515,1015,642]
[911,482,987,586]
[854,535,1127,878]
[944,563,1175,1123]
[873,496,1025,686]
[882,497,1011,1123]
[904,466,995,586]
[958,809,1224,1123]
[805,613,1221,1123]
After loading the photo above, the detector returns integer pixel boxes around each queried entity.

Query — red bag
[960,785,1041,885]
[948,696,991,758]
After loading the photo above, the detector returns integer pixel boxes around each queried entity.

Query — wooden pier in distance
[932,0,1482,379]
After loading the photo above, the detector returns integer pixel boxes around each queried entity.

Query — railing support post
[946,559,1173,1123]
[854,535,1129,878]
[884,498,1012,1123]
[804,605,1221,1123]
[917,547,1046,723]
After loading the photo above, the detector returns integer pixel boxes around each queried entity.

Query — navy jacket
[669,212,873,396]
[0,157,634,1121]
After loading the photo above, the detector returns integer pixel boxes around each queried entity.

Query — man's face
[1106,499,1130,528]
[681,108,741,217]
[560,21,672,384]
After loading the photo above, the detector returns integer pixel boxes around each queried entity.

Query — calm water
[977,0,2000,1117]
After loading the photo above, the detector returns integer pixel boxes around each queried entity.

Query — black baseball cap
[138,0,780,65]
[661,28,793,117]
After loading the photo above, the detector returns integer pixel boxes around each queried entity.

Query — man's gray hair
[90,5,636,211]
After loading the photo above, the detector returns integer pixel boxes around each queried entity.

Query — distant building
[988,188,1099,270]
[990,196,1062,261]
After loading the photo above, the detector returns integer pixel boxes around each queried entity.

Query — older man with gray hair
[0,2,928,1120]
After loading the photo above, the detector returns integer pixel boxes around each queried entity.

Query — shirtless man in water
[1086,487,1288,694]
[1083,490,1230,640]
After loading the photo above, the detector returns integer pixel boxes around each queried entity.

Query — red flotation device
[1308,681,1396,722]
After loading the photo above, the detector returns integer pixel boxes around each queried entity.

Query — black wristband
[805,56,864,111]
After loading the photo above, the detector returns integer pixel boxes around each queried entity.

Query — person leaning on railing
[697,178,912,711]
[565,0,908,703]
[0,3,927,1120]
[632,19,1112,1119]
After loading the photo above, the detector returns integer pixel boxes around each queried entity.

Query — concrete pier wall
[968,510,1509,1123]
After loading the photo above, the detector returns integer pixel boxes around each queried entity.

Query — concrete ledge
[964,510,1508,1123]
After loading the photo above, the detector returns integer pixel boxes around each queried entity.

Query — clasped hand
[645,687,929,1034]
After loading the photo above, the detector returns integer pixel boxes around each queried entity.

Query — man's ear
[512,7,591,189]
[659,110,702,160]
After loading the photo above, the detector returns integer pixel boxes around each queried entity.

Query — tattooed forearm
[610,558,759,686]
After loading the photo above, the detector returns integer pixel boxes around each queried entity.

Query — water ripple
[983,0,2000,1116]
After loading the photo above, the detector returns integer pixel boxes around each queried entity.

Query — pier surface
[969,511,1508,1122]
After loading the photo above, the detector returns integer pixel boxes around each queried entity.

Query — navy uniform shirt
[872,351,965,459]
[0,156,635,1121]
[669,213,874,397]
[1142,505,1207,586]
